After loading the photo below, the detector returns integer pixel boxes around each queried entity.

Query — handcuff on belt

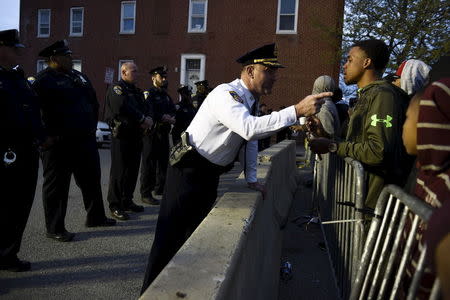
[3,149,17,167]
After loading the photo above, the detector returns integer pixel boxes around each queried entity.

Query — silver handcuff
[3,149,17,167]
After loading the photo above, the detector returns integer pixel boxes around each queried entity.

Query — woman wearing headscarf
[305,75,340,206]
[308,75,340,138]
[395,59,431,97]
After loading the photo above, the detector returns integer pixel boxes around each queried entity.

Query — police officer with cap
[191,79,209,110]
[105,62,154,220]
[140,66,176,205]
[172,85,196,145]
[33,40,116,242]
[141,43,332,292]
[0,29,47,271]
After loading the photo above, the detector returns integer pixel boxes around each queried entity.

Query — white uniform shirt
[187,78,297,183]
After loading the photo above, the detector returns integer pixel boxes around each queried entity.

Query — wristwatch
[328,142,338,153]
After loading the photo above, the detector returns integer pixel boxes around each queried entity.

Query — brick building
[19,0,344,117]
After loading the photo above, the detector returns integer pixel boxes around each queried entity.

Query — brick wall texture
[19,0,344,116]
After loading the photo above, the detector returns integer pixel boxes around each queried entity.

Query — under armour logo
[370,114,392,128]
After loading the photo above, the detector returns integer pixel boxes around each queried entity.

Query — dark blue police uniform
[0,29,44,271]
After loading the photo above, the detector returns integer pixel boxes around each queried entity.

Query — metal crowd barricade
[350,185,441,300]
[312,153,366,300]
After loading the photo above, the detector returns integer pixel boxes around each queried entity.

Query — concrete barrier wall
[141,140,298,300]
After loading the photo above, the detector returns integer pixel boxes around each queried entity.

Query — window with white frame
[70,7,84,36]
[188,0,207,33]
[276,0,298,34]
[37,9,51,37]
[118,60,134,80]
[37,60,48,73]
[73,60,82,72]
[120,1,136,34]
[180,54,205,93]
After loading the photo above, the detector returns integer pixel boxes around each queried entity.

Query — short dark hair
[352,39,390,71]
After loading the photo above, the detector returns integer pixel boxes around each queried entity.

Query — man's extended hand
[294,92,332,117]
[309,137,333,154]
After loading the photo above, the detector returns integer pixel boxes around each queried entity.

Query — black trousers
[107,136,142,210]
[0,143,38,262]
[141,151,228,293]
[41,136,107,234]
[140,132,169,197]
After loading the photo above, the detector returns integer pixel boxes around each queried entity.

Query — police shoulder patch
[143,91,150,99]
[229,91,243,103]
[113,85,122,95]
[27,76,36,84]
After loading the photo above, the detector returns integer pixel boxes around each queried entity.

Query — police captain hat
[0,29,25,48]
[149,66,167,76]
[236,43,285,68]
[38,40,72,57]
[194,80,209,87]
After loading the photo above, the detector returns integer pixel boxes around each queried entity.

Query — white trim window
[70,7,84,37]
[188,0,207,33]
[276,0,299,34]
[36,60,48,73]
[180,54,206,93]
[73,60,82,72]
[120,1,136,34]
[118,60,134,80]
[37,9,51,37]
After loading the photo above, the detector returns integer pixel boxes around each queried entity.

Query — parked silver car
[96,121,111,147]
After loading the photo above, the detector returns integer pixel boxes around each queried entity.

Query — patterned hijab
[415,78,450,207]
[397,59,431,96]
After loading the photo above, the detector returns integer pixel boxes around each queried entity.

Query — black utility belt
[169,131,193,166]
[169,132,234,174]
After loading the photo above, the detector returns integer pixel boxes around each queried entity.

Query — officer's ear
[48,55,59,67]
[245,65,256,79]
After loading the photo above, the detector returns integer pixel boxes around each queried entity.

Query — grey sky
[0,0,20,30]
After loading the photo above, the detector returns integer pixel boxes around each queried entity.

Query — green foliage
[344,0,450,68]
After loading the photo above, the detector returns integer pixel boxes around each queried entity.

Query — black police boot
[0,257,31,272]
[110,209,130,221]
[141,196,160,205]
[46,230,75,242]
[125,202,144,213]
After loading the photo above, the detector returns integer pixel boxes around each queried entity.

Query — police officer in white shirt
[141,43,332,292]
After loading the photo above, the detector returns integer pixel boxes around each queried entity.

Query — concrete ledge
[141,140,298,300]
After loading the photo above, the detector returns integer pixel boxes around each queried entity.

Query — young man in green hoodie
[310,39,413,210]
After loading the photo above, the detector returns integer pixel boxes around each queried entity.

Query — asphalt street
[0,147,241,300]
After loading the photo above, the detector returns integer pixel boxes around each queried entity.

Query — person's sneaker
[46,230,75,242]
[141,196,160,206]
[85,218,117,227]
[0,257,31,272]
[110,209,130,221]
[124,203,144,212]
